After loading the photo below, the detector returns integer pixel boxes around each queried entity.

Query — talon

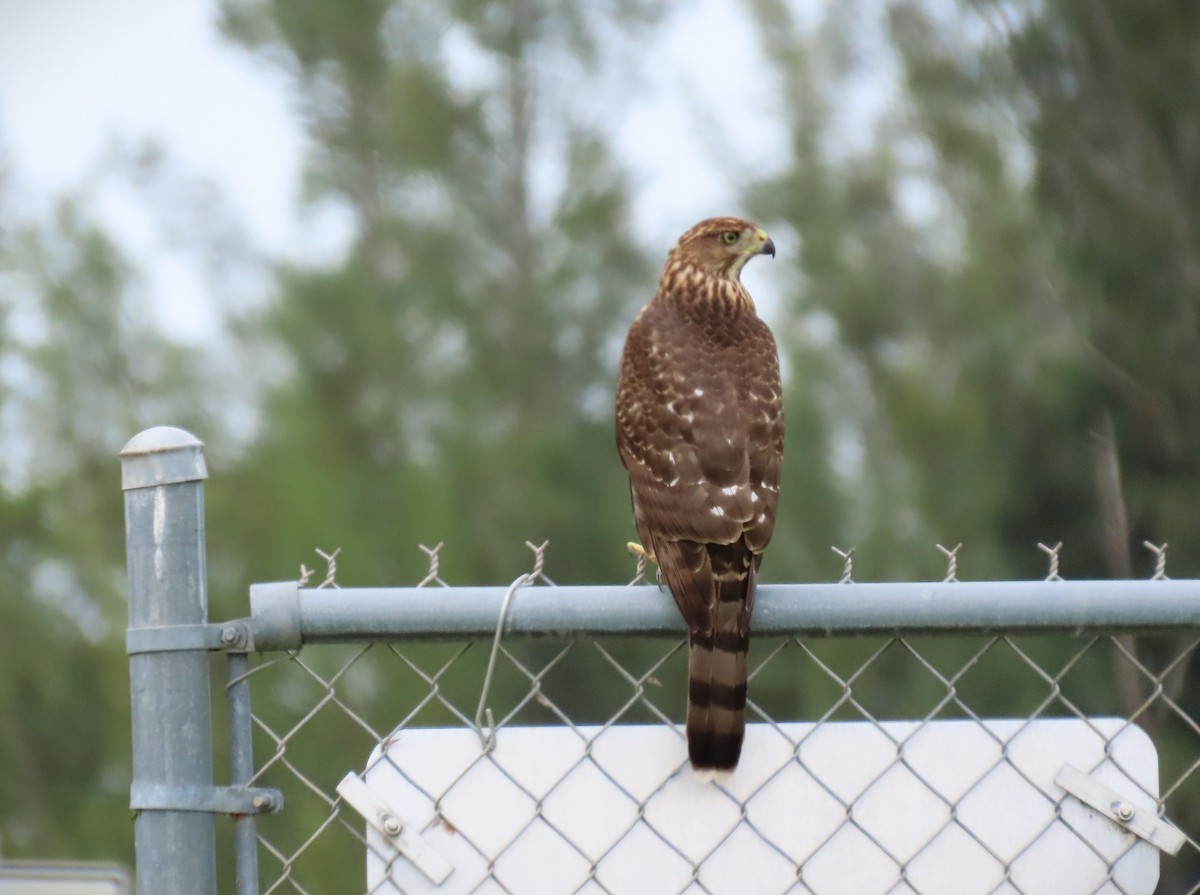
[627,541,658,565]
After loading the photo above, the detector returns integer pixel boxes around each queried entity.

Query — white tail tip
[692,767,734,785]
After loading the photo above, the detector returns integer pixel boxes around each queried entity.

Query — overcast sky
[0,0,810,338]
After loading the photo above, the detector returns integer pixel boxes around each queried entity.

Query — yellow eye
[720,231,740,246]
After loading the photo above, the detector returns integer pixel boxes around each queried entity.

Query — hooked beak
[753,228,776,258]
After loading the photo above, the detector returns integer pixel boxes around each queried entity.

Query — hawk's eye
[720,231,740,246]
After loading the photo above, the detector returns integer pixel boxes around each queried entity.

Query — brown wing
[615,300,784,607]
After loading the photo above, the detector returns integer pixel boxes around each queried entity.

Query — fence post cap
[120,426,208,490]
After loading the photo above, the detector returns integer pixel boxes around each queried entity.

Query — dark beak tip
[761,237,776,258]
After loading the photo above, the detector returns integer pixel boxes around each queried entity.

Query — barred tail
[686,575,751,772]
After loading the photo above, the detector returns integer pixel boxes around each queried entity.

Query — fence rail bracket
[130,782,284,816]
[126,620,254,654]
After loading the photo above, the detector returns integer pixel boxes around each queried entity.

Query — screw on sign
[380,813,404,837]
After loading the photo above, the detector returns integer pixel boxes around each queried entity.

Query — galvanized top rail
[246,579,1200,651]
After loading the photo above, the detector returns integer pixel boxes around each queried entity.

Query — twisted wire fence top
[229,541,1200,895]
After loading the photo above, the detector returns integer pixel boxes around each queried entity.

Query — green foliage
[0,194,214,862]
[1001,0,1200,566]
[740,0,1168,581]
[209,0,660,597]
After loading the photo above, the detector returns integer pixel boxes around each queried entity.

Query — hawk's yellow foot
[626,541,658,565]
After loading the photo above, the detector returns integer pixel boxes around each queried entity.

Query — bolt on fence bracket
[1055,764,1185,855]
[130,782,283,816]
[125,621,256,654]
[336,773,453,885]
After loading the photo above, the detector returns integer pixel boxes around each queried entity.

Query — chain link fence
[120,429,1200,895]
[232,541,1200,895]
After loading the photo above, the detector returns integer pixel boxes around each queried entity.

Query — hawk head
[667,216,776,281]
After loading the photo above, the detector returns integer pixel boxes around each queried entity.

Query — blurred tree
[212,0,662,597]
[0,192,212,861]
[741,0,1199,582]
[740,0,1067,583]
[998,0,1200,575]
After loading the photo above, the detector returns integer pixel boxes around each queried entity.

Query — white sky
[0,0,300,240]
[0,0,801,339]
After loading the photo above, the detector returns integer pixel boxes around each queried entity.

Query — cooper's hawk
[616,216,783,775]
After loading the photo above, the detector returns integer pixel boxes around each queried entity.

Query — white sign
[353,719,1164,895]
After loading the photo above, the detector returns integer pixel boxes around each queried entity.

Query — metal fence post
[227,653,262,895]
[121,427,217,895]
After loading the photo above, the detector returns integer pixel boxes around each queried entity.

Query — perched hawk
[616,217,784,774]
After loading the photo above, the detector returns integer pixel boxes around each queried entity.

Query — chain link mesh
[232,543,1200,894]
